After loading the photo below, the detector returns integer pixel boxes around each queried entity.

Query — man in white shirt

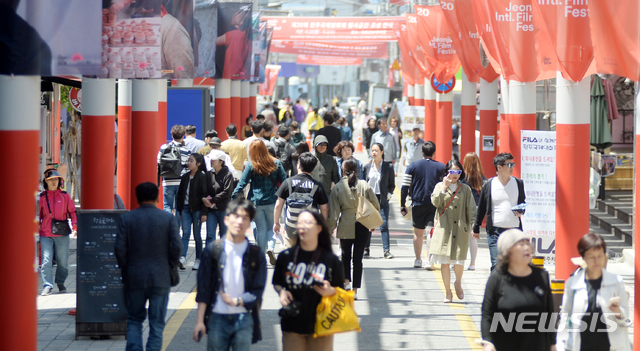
[184,125,206,153]
[193,200,267,350]
[472,153,526,271]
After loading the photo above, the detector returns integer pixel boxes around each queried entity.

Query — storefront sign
[520,130,556,261]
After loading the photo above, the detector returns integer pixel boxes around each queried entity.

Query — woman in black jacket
[203,151,235,245]
[363,143,395,259]
[176,153,209,270]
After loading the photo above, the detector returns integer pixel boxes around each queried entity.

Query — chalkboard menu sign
[76,209,128,339]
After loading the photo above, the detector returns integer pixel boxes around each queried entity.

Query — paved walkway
[37,151,636,350]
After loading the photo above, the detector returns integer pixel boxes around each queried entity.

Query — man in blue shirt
[403,127,426,166]
[370,118,397,165]
[400,141,445,270]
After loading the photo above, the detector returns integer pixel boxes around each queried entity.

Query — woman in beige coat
[430,159,477,303]
[328,159,379,300]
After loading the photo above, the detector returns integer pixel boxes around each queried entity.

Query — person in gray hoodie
[313,135,340,196]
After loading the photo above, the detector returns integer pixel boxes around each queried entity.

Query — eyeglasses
[501,162,516,169]
[448,170,462,175]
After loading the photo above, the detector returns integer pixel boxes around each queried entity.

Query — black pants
[340,222,369,289]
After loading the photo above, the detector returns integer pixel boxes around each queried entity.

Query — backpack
[275,141,293,173]
[285,179,319,229]
[159,142,182,179]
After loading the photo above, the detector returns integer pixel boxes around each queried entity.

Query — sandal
[444,291,453,303]
[454,281,464,300]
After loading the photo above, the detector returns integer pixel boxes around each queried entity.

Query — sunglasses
[501,162,516,169]
[448,170,462,175]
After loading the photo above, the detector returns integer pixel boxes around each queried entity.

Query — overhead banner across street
[270,41,388,59]
[296,55,362,66]
[264,16,404,42]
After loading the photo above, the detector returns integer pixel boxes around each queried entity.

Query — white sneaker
[179,256,186,270]
[40,286,53,296]
[424,262,434,270]
[344,283,352,291]
[192,259,200,270]
[353,293,358,300]
[413,259,423,268]
[467,265,476,271]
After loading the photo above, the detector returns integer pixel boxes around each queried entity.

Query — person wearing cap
[472,152,526,272]
[38,169,77,296]
[313,135,339,196]
[480,229,556,351]
[205,137,235,173]
[197,129,219,156]
[403,128,425,166]
[315,112,342,157]
[203,150,235,244]
[556,233,631,351]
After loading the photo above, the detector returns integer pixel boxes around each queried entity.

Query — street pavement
[37,151,636,351]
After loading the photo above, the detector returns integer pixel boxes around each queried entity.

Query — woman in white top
[363,143,395,259]
[430,159,477,303]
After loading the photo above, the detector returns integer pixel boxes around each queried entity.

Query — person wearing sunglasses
[472,153,526,272]
[430,159,476,303]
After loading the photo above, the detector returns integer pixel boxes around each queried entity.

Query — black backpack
[158,142,182,179]
[275,141,293,173]
[285,180,318,229]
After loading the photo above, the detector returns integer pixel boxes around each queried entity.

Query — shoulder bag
[429,185,460,238]
[314,287,361,337]
[45,192,72,236]
[355,182,383,230]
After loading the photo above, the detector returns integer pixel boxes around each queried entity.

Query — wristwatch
[236,297,243,306]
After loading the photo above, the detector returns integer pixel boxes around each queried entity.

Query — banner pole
[117,79,132,209]
[130,79,158,210]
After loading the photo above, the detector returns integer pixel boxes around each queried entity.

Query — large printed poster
[215,3,252,80]
[250,15,272,83]
[520,130,556,262]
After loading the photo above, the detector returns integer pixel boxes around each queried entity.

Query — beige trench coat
[327,177,380,240]
[429,182,477,260]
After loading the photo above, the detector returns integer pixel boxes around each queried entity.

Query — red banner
[406,14,431,82]
[439,0,499,83]
[532,0,594,81]
[588,0,640,81]
[395,23,416,85]
[473,0,557,82]
[264,16,403,42]
[259,65,280,96]
[270,41,388,59]
[296,55,363,66]
[415,5,461,83]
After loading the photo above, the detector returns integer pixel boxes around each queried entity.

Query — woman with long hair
[462,152,486,270]
[430,159,477,302]
[232,140,287,262]
[272,210,344,350]
[328,159,379,299]
[39,169,77,296]
[176,153,209,270]
[363,143,395,259]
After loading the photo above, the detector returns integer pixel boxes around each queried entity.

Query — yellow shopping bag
[314,287,361,337]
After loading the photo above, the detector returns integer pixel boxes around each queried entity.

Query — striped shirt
[400,158,445,208]
[157,140,191,186]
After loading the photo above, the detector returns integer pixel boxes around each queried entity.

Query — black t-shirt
[580,277,610,351]
[276,174,329,230]
[272,246,345,335]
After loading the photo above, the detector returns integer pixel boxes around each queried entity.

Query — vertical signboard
[520,130,556,262]
[76,210,127,338]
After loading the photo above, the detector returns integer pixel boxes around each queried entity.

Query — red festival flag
[395,23,415,86]
[406,13,431,83]
[259,65,280,96]
[415,4,461,83]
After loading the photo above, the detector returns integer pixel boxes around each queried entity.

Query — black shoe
[363,248,370,258]
[57,284,67,293]
[384,251,394,259]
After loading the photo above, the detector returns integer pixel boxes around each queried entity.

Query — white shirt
[490,177,520,228]
[212,239,249,314]
[367,161,382,195]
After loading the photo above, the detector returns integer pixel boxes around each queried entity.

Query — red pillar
[249,83,257,121]
[635,86,640,350]
[508,81,536,178]
[435,91,453,163]
[241,81,250,127]
[480,79,498,178]
[460,71,476,159]
[555,74,590,280]
[408,84,415,105]
[130,79,159,210]
[230,80,241,131]
[499,77,510,155]
[0,75,39,351]
[157,80,167,210]
[414,82,424,112]
[215,79,231,141]
[424,82,437,143]
[117,79,132,209]
[82,78,116,209]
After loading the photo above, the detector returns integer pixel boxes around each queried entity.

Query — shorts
[412,205,436,229]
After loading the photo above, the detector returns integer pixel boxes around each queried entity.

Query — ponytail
[342,159,359,190]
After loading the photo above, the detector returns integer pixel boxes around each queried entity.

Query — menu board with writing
[76,210,127,338]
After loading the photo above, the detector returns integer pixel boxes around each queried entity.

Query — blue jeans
[181,205,203,259]
[378,197,391,252]
[40,236,70,288]
[206,210,227,245]
[163,185,179,214]
[487,231,500,272]
[254,203,275,253]
[207,312,253,351]
[125,287,170,351]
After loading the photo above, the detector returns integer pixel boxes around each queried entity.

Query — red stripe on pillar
[479,109,497,178]
[82,116,115,209]
[499,114,510,154]
[130,111,158,210]
[555,123,590,279]
[215,99,231,140]
[231,96,241,128]
[117,105,132,209]
[408,97,415,105]
[460,105,475,158]
[249,96,257,121]
[435,101,453,163]
[157,100,167,210]
[0,130,38,351]
[424,99,436,142]
[509,113,536,178]
[241,98,250,127]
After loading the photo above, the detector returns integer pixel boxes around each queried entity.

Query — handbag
[429,185,461,238]
[356,185,383,230]
[314,287,361,337]
[45,192,72,236]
